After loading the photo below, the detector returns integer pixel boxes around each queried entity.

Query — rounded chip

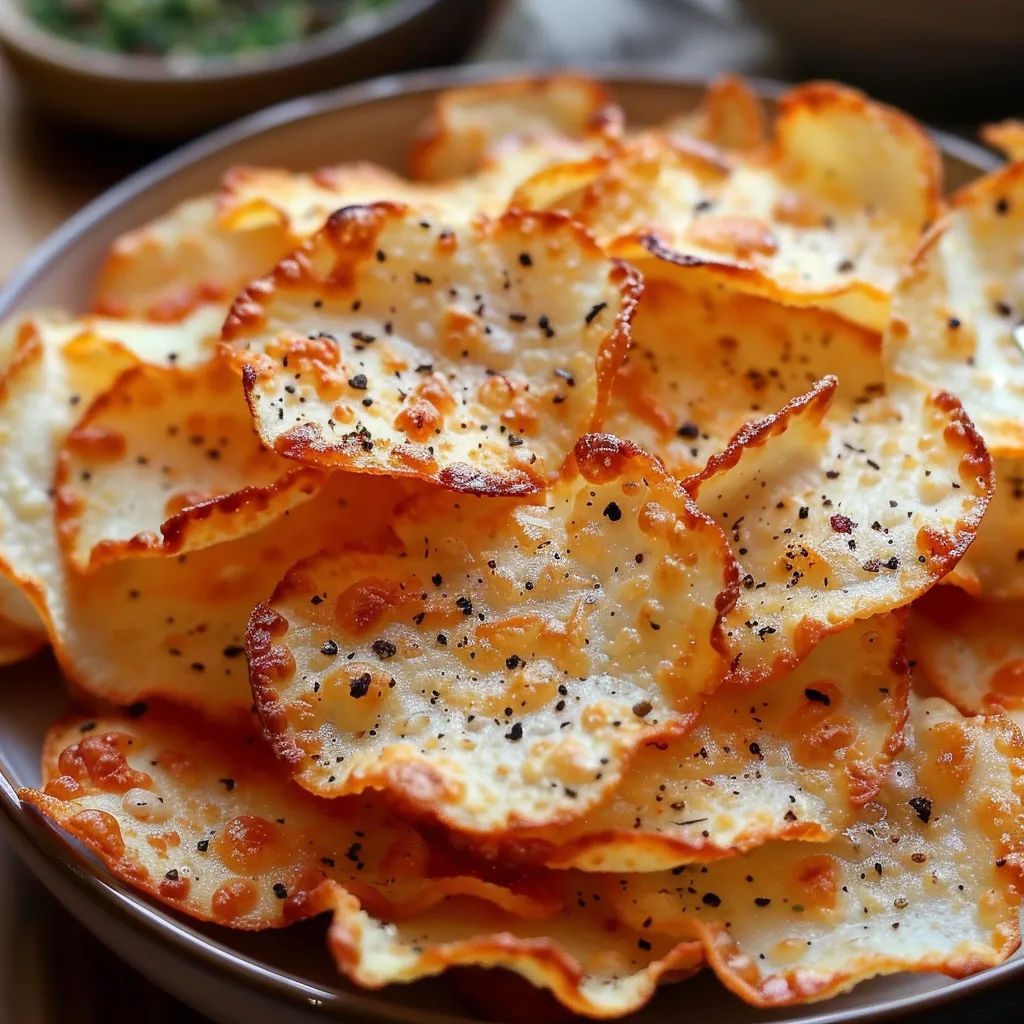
[910,587,1024,726]
[945,453,1024,599]
[322,878,702,1020]
[92,194,292,322]
[409,73,618,182]
[607,698,1024,1006]
[885,161,1024,457]
[0,612,46,666]
[247,434,738,833]
[685,377,993,684]
[604,275,884,476]
[517,82,940,331]
[222,204,639,495]
[21,708,561,930]
[662,73,767,152]
[0,319,411,715]
[56,359,323,571]
[982,121,1024,162]
[527,614,909,872]
[218,152,588,245]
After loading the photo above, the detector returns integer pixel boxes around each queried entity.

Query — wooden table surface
[0,1,1020,1021]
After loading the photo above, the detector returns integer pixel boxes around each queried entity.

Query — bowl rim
[0,0,442,83]
[0,62,1009,1024]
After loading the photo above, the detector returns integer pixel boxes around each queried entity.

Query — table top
[0,1,1019,1021]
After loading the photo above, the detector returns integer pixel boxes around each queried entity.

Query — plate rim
[0,62,1010,1024]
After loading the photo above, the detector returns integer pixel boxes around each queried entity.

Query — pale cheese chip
[885,161,1024,456]
[218,148,590,244]
[608,698,1024,1006]
[530,614,909,872]
[92,194,291,322]
[662,74,768,152]
[0,613,46,666]
[910,587,1024,726]
[604,274,884,477]
[945,453,1024,599]
[22,708,561,929]
[0,321,410,715]
[222,204,639,494]
[56,358,323,571]
[518,83,941,331]
[685,377,992,684]
[247,434,737,832]
[410,73,617,182]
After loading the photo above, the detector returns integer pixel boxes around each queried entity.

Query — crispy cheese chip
[945,453,1024,599]
[982,121,1024,162]
[56,359,323,571]
[222,204,639,494]
[910,588,1024,726]
[529,614,909,872]
[662,74,767,152]
[20,708,561,929]
[518,83,940,331]
[92,195,291,322]
[247,434,737,833]
[25,709,705,1017]
[604,275,884,476]
[322,879,702,1020]
[685,377,992,684]
[0,318,410,714]
[885,162,1024,456]
[410,74,617,182]
[608,698,1024,1006]
[0,613,46,666]
[218,149,590,244]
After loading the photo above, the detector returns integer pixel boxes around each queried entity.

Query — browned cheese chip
[247,435,738,833]
[0,312,410,714]
[662,73,768,152]
[515,83,940,331]
[982,121,1024,163]
[604,274,884,476]
[92,195,291,322]
[685,377,992,684]
[523,614,909,872]
[56,358,323,571]
[910,587,1024,727]
[607,698,1024,1006]
[222,204,639,495]
[410,73,618,182]
[21,708,563,929]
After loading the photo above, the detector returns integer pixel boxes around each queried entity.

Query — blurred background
[0,0,1021,1019]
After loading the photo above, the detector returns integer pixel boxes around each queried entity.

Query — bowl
[0,0,506,138]
[0,65,1007,1024]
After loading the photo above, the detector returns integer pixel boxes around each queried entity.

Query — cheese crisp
[222,204,639,495]
[247,435,736,832]
[4,72,1024,1020]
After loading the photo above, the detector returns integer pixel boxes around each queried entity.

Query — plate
[0,65,1008,1024]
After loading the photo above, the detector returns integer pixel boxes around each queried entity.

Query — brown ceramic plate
[0,65,1009,1024]
[0,0,505,138]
